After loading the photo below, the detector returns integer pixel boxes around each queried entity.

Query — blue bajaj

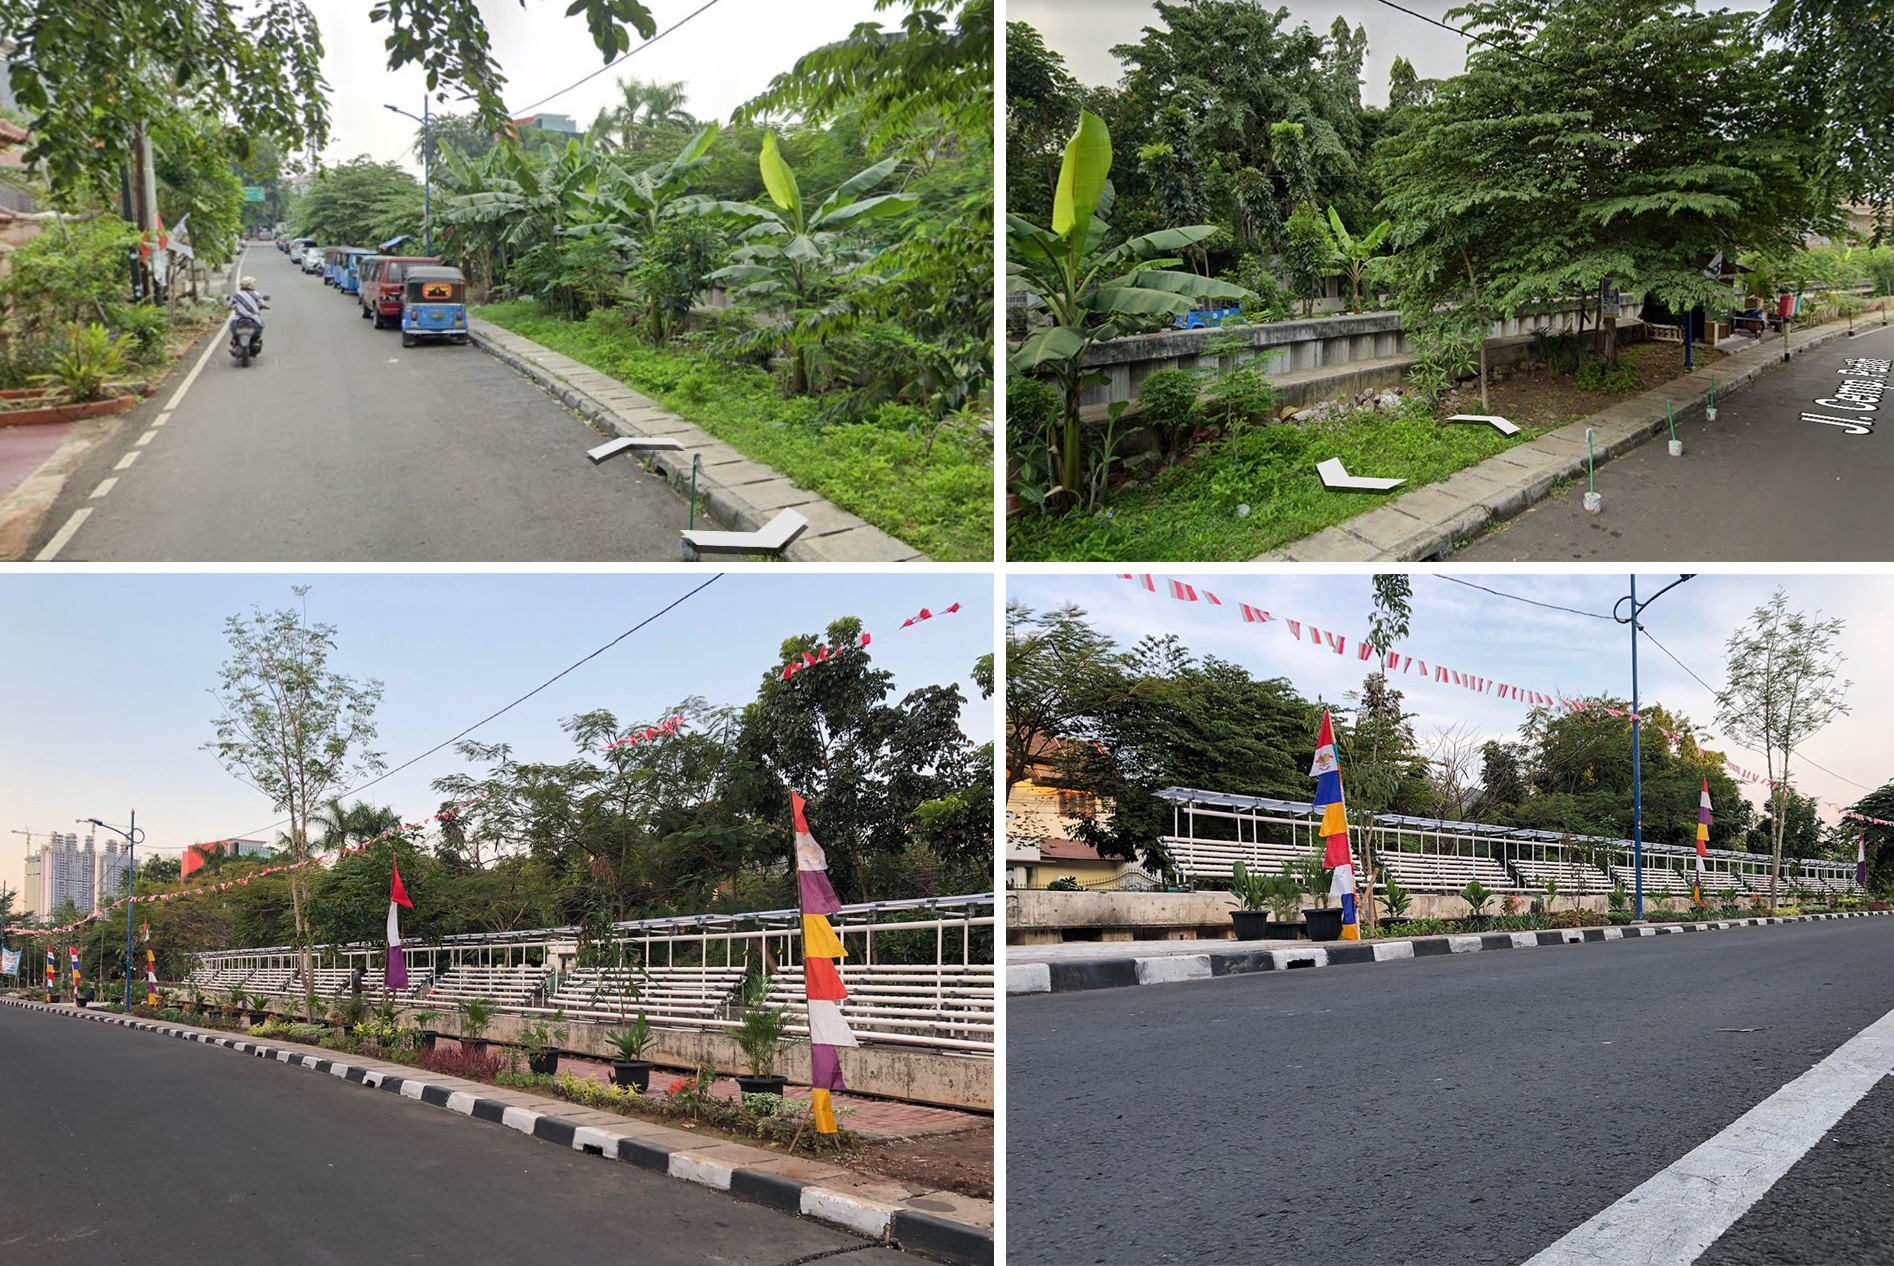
[399,266,469,347]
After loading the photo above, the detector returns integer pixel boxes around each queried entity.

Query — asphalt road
[1008,918,1894,1265]
[28,243,692,560]
[0,1005,906,1265]
[1456,320,1894,560]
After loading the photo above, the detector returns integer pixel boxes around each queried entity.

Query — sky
[1011,0,1770,108]
[307,0,889,173]
[1008,571,1886,825]
[0,572,995,890]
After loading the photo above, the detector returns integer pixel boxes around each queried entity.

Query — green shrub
[0,218,140,339]
[108,303,171,365]
[34,323,128,402]
[1045,876,1083,892]
[1575,359,1638,393]
[1197,363,1278,437]
[1135,368,1201,457]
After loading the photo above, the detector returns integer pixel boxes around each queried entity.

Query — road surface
[1008,917,1894,1264]
[27,243,693,560]
[0,1003,908,1265]
[1456,321,1894,560]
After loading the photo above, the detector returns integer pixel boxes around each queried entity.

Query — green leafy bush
[35,323,128,402]
[0,218,140,339]
[1135,368,1201,457]
[1575,359,1639,393]
[108,303,171,365]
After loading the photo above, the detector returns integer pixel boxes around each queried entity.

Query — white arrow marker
[1447,413,1521,436]
[1317,458,1404,492]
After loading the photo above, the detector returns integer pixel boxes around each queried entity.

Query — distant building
[181,838,275,877]
[1005,738,1140,890]
[21,850,41,915]
[28,832,97,915]
[95,837,129,905]
[509,113,581,137]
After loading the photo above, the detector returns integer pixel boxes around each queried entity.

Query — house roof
[0,119,28,145]
[1036,836,1108,862]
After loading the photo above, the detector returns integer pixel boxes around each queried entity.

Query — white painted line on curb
[163,247,243,412]
[572,1125,621,1154]
[1510,932,1539,949]
[1603,927,1624,941]
[446,1091,477,1115]
[1271,947,1328,970]
[1006,963,1051,995]
[33,507,91,561]
[87,477,116,499]
[399,1081,424,1099]
[669,1152,735,1190]
[1523,999,1894,1266]
[1447,935,1483,953]
[502,1106,539,1134]
[1372,941,1415,962]
[801,1187,896,1237]
[113,450,140,471]
[1136,954,1212,985]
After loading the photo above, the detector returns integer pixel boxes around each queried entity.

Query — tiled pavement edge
[0,997,991,1266]
[468,318,927,562]
[1264,320,1867,561]
[1006,910,1890,997]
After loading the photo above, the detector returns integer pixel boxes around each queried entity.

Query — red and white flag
[387,861,413,991]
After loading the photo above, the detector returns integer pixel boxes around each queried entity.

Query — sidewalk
[1262,318,1865,561]
[469,318,927,562]
[0,996,991,1265]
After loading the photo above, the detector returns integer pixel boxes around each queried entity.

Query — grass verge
[477,302,991,560]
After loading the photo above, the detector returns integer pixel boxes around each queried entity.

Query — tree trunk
[1478,339,1490,412]
[1060,374,1085,506]
[1360,820,1377,930]
[1603,315,1619,368]
[1768,769,1784,913]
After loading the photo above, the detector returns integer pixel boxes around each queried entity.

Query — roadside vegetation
[1007,0,1894,559]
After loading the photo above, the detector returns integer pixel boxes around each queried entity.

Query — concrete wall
[1076,303,1619,410]
[403,1007,991,1113]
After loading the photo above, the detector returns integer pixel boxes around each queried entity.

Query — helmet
[240,276,257,290]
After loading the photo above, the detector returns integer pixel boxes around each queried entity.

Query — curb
[1007,910,1891,998]
[1264,318,1871,561]
[466,319,928,563]
[0,997,991,1266]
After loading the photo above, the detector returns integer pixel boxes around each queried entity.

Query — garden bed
[1008,340,1728,561]
[0,390,143,427]
[475,301,992,561]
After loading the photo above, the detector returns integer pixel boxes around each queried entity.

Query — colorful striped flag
[143,920,158,1006]
[1309,710,1359,941]
[793,790,857,1134]
[1858,835,1868,888]
[1696,779,1712,904]
[387,860,413,991]
[69,944,80,995]
[45,946,54,989]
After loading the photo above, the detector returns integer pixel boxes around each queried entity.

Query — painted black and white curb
[1008,910,1891,998]
[0,996,990,1266]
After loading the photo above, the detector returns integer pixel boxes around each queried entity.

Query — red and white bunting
[1124,573,1873,822]
[899,602,962,629]
[602,714,686,755]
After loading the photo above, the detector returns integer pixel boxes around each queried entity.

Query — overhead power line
[1430,574,1615,621]
[511,0,732,119]
[1368,0,1565,75]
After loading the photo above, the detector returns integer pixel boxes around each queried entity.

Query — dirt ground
[1443,338,1732,431]
[847,1120,994,1200]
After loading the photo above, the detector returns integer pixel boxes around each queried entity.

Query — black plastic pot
[248,1010,270,1026]
[1230,909,1272,941]
[419,1030,439,1050]
[734,1074,787,1097]
[463,1037,489,1055]
[1264,919,1304,939]
[527,1050,560,1076]
[611,1059,653,1092]
[1303,907,1345,941]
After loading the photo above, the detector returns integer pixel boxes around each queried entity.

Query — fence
[1154,787,1857,897]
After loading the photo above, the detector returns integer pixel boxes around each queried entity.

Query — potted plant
[333,993,367,1037]
[187,988,206,1016]
[1461,879,1495,929]
[223,986,248,1025]
[458,997,495,1054]
[1379,872,1412,929]
[732,978,790,1097]
[1263,874,1304,939]
[607,1013,656,1091]
[1227,858,1272,940]
[1295,846,1344,941]
[520,1010,568,1076]
[413,1008,440,1050]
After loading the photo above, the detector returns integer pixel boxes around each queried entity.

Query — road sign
[242,186,267,203]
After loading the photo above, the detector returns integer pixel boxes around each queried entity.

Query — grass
[476,302,991,560]
[1008,400,1554,561]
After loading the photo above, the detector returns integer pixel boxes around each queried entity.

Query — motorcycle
[227,295,270,367]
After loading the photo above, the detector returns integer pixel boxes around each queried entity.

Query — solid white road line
[113,451,141,471]
[163,246,244,413]
[88,478,117,499]
[1524,1000,1894,1266]
[32,507,91,560]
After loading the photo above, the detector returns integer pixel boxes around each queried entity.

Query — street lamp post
[1611,576,1694,922]
[386,100,433,256]
[83,813,145,1013]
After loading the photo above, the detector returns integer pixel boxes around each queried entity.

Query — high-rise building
[21,850,42,916]
[96,837,129,906]
[32,832,98,916]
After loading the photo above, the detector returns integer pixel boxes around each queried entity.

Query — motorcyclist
[228,277,267,346]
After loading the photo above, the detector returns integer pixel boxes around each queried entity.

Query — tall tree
[204,587,385,1024]
[1763,0,1894,241]
[1717,591,1850,910]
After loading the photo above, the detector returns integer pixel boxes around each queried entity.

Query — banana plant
[1327,206,1392,313]
[1007,111,1251,507]
[707,131,917,396]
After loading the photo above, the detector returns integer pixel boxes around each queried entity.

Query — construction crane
[9,829,43,848]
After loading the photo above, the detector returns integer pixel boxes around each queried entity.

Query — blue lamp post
[1611,576,1694,921]
[83,813,144,1013]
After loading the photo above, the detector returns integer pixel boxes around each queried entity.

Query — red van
[360,256,442,328]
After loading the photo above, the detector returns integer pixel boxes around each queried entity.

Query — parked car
[300,246,325,274]
[361,255,441,328]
